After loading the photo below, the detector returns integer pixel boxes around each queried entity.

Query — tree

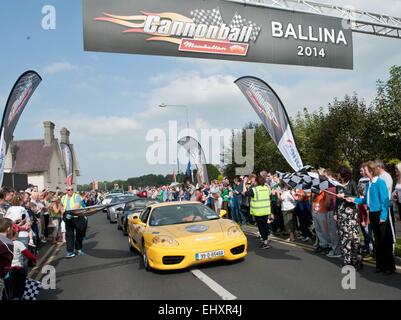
[206,164,221,181]
[374,65,401,160]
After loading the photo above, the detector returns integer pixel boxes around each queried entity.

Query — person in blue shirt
[346,161,395,274]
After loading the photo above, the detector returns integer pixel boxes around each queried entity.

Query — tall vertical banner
[0,71,42,187]
[235,76,303,171]
[178,136,209,185]
[60,143,74,186]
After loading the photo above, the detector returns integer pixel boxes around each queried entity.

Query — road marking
[29,243,59,279]
[32,243,63,281]
[190,269,237,300]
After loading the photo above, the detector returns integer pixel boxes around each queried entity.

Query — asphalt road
[37,212,401,300]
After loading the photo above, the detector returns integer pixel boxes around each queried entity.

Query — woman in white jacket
[280,182,297,242]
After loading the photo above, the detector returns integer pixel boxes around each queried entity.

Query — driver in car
[182,209,202,222]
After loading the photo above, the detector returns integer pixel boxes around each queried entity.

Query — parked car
[107,194,137,223]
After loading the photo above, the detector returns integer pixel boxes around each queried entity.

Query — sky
[0,0,400,184]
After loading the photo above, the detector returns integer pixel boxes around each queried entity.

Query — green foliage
[206,164,221,181]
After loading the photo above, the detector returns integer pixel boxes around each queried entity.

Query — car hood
[147,219,239,245]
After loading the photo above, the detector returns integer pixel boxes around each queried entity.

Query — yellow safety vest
[250,185,271,216]
[61,193,82,211]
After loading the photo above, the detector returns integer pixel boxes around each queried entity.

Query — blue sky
[0,0,400,184]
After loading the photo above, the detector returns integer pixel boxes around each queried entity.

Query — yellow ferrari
[127,201,247,271]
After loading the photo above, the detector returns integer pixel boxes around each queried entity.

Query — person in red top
[0,218,14,300]
[324,169,341,258]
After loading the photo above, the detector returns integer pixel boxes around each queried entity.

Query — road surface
[35,212,401,300]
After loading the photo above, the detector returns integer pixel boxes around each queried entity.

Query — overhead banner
[83,0,353,69]
[178,136,209,185]
[0,70,42,187]
[60,143,74,186]
[235,76,303,171]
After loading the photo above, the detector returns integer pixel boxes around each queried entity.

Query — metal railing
[225,0,401,39]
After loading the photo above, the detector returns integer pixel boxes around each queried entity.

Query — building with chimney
[3,121,80,191]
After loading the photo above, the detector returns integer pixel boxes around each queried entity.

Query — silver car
[107,195,137,223]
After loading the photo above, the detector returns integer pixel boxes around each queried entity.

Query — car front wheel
[142,244,151,271]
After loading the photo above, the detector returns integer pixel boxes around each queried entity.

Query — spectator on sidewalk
[2,187,15,212]
[271,174,284,235]
[324,169,341,258]
[357,184,374,255]
[0,218,14,300]
[5,197,32,248]
[376,160,395,229]
[336,166,362,270]
[393,162,401,221]
[9,229,37,299]
[49,197,65,244]
[311,187,330,253]
[280,182,297,242]
[348,161,395,274]
[232,178,246,225]
[0,192,5,218]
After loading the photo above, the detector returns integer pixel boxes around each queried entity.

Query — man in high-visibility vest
[243,175,273,249]
[61,186,84,258]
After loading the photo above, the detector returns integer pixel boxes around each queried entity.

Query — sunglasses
[66,189,73,191]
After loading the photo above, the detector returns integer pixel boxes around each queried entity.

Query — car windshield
[111,195,135,204]
[124,198,152,211]
[149,204,219,226]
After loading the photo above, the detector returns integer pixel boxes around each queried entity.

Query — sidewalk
[241,224,401,269]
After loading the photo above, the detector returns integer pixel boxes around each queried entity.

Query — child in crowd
[10,229,37,299]
[357,184,374,255]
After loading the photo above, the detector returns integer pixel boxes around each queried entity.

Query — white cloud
[89,151,138,161]
[43,62,78,75]
[37,109,143,138]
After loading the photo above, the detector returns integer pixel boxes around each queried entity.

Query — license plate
[195,250,224,261]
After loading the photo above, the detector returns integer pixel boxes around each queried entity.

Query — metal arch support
[225,0,401,39]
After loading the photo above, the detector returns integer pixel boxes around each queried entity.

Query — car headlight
[227,226,242,238]
[152,235,179,247]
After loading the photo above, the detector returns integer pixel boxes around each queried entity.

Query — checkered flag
[278,166,342,192]
[229,12,261,42]
[190,8,224,26]
[22,278,42,300]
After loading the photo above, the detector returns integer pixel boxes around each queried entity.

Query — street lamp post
[158,103,189,130]
[158,103,191,181]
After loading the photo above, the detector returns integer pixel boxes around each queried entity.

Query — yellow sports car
[127,201,247,271]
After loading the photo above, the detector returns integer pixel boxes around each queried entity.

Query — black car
[116,198,159,235]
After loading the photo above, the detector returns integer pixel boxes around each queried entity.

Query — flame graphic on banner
[95,11,193,45]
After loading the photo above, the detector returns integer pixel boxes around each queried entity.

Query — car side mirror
[219,209,227,218]
[131,215,139,223]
